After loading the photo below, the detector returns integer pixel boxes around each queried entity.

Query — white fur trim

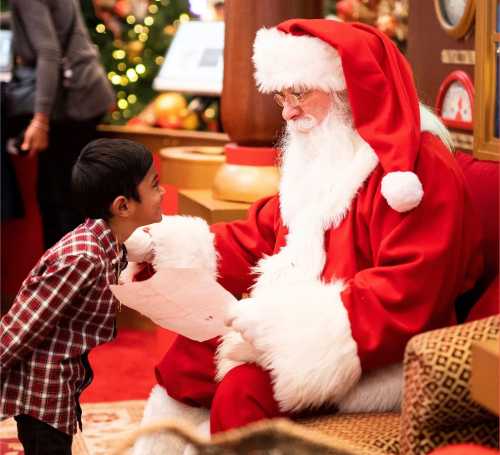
[276,138,379,283]
[381,171,423,212]
[147,216,217,279]
[215,330,260,382]
[419,103,453,151]
[183,419,210,455]
[259,280,361,412]
[253,27,346,93]
[338,363,403,412]
[221,280,362,412]
[217,274,402,413]
[132,385,209,455]
[125,226,154,262]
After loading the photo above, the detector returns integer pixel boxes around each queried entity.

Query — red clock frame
[435,70,475,131]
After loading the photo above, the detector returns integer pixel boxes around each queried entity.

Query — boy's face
[129,164,165,226]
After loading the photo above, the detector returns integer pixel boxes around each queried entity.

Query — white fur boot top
[132,385,210,455]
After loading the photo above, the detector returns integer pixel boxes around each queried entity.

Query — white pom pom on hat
[381,171,424,213]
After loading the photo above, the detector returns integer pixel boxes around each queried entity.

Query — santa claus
[126,19,483,454]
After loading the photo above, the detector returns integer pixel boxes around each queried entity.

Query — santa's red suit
[126,19,483,454]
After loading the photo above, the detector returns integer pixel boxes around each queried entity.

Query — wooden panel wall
[406,2,475,108]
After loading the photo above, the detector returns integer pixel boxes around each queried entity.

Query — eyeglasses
[273,90,310,108]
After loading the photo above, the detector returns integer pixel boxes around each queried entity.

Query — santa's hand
[225,298,263,345]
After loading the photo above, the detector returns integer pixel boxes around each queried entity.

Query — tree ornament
[154,92,187,127]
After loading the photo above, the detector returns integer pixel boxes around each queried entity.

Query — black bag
[5,65,36,118]
[5,5,76,120]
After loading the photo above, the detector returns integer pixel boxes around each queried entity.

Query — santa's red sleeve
[211,196,280,297]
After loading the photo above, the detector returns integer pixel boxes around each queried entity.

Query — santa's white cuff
[215,330,260,382]
[135,216,218,279]
[126,226,154,262]
[217,280,362,412]
[262,280,361,412]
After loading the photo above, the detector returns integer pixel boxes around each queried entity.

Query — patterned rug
[0,400,146,455]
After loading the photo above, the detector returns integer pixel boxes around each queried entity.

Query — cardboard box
[470,338,499,415]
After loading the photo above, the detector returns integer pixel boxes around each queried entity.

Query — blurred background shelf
[97,124,229,152]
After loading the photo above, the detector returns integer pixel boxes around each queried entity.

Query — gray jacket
[10,0,114,121]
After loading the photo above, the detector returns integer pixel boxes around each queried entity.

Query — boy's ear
[110,195,134,218]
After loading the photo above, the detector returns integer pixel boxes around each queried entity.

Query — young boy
[0,139,165,455]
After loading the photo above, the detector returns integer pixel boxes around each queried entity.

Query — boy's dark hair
[72,139,153,220]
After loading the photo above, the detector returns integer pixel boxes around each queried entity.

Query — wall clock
[434,0,475,38]
[435,70,474,131]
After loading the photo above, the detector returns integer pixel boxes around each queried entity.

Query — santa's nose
[282,104,301,121]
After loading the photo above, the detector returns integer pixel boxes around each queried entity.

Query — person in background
[0,139,165,455]
[0,10,24,222]
[7,0,114,248]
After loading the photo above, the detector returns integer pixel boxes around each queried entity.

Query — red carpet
[80,327,176,403]
[2,156,44,300]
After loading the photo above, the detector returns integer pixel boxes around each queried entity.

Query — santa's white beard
[278,105,359,228]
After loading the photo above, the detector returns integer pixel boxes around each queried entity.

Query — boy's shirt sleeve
[0,254,99,369]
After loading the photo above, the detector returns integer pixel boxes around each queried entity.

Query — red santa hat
[252,19,424,213]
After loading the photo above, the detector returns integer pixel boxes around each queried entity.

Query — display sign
[153,21,224,95]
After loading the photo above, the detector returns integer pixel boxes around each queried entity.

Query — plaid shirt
[1,219,127,435]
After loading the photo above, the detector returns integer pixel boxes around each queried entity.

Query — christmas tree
[82,0,191,124]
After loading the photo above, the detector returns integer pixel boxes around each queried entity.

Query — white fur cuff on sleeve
[125,227,154,262]
[215,330,261,382]
[251,280,362,412]
[148,216,218,279]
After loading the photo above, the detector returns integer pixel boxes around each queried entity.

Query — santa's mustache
[287,114,319,133]
[277,105,356,167]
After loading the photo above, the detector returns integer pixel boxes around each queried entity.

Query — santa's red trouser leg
[155,335,286,434]
[210,362,285,433]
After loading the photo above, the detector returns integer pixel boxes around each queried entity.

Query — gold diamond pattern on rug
[0,400,146,455]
